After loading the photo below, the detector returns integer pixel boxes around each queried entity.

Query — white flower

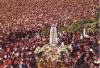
[94,60,100,64]
[34,44,68,62]
[34,46,42,54]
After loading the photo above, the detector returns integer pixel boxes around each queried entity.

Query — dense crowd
[0,27,48,68]
[60,31,100,68]
[0,0,99,32]
[0,27,99,68]
[0,0,99,68]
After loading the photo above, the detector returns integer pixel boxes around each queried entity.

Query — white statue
[49,23,58,46]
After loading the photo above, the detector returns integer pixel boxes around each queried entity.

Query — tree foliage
[41,19,99,36]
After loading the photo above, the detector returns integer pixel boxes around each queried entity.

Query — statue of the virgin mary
[49,23,58,46]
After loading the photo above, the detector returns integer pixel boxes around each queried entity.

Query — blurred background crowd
[0,0,99,33]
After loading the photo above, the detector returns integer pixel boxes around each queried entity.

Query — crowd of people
[59,31,100,68]
[0,27,48,68]
[0,0,99,68]
[0,26,99,68]
[0,0,99,32]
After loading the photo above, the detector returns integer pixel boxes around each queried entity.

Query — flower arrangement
[34,44,69,62]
